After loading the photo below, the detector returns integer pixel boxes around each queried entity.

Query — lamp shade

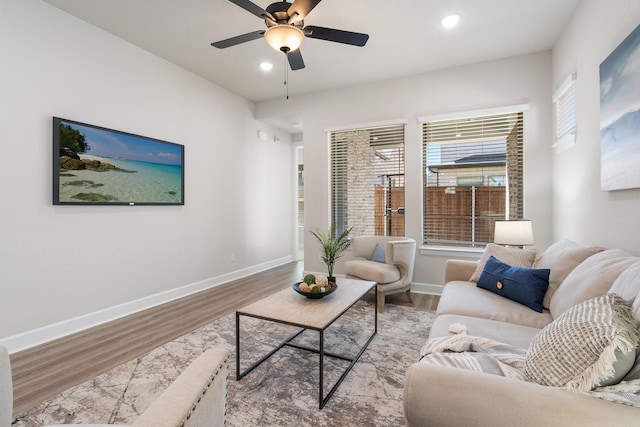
[494,220,534,246]
[264,25,304,52]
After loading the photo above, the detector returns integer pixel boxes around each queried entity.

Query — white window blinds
[553,73,577,151]
[329,124,405,237]
[422,111,524,246]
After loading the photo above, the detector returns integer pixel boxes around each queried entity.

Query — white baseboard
[1,256,294,354]
[411,282,443,295]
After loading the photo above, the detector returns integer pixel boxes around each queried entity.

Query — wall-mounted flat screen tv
[53,117,184,205]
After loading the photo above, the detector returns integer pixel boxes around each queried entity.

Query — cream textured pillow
[533,240,603,309]
[524,294,638,392]
[469,243,537,282]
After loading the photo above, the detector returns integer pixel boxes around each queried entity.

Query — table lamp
[494,220,534,247]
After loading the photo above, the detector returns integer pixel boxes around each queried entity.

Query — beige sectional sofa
[403,240,640,426]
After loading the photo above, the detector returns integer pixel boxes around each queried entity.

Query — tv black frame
[53,117,185,206]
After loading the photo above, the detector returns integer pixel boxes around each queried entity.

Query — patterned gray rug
[13,299,435,426]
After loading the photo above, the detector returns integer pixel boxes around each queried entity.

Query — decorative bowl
[292,281,337,299]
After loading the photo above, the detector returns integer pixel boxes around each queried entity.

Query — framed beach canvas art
[53,117,184,205]
[600,23,640,191]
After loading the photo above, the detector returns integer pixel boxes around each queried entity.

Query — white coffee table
[235,277,377,408]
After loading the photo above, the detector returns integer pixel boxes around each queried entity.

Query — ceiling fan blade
[228,0,274,21]
[211,30,265,49]
[304,25,369,47]
[287,49,305,70]
[287,0,321,21]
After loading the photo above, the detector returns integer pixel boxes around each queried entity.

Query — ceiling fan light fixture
[264,25,304,53]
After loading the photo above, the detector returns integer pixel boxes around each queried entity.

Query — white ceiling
[44,0,579,116]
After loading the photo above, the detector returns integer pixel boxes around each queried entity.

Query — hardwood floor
[10,261,439,415]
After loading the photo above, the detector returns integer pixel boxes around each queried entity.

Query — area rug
[13,300,435,426]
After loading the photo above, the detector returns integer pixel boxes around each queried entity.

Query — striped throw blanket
[419,327,527,380]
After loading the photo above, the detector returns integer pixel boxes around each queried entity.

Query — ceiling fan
[211,0,369,71]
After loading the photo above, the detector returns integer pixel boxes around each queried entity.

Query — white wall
[0,0,295,350]
[552,0,640,253]
[257,52,554,289]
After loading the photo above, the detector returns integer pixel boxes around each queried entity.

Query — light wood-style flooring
[10,261,439,415]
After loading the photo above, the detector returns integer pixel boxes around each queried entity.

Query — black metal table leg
[319,330,325,409]
[235,311,240,380]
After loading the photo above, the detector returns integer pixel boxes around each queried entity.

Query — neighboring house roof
[429,153,506,172]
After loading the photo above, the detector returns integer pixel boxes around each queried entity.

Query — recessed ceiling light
[260,62,273,72]
[442,14,461,29]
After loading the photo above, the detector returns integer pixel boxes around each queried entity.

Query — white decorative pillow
[549,249,639,318]
[609,261,640,301]
[469,243,537,282]
[533,239,603,309]
[524,294,638,392]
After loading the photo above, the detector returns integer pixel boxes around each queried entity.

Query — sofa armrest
[444,259,477,284]
[403,363,640,427]
[40,349,229,427]
[132,349,229,427]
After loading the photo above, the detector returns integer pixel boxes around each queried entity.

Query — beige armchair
[345,236,416,312]
[1,346,229,427]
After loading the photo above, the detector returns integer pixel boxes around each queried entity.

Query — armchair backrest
[351,236,404,259]
[1,346,12,427]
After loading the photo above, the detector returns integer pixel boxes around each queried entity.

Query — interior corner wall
[256,51,554,288]
[551,0,640,254]
[0,0,294,349]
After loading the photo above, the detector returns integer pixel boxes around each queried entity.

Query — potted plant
[310,225,352,281]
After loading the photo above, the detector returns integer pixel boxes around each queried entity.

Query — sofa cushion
[469,243,537,282]
[437,281,552,329]
[344,259,400,284]
[549,249,639,318]
[533,239,604,309]
[477,256,550,313]
[609,260,640,301]
[524,294,638,392]
[429,314,541,349]
[371,244,386,263]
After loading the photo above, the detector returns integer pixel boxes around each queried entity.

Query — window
[553,73,577,151]
[329,124,405,237]
[421,109,525,247]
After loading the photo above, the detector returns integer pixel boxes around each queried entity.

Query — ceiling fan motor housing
[265,1,304,29]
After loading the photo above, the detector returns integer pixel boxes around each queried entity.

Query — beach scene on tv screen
[57,120,183,204]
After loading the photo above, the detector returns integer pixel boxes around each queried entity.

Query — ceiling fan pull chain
[284,52,289,99]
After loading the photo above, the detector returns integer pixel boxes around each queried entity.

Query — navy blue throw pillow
[477,256,551,312]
